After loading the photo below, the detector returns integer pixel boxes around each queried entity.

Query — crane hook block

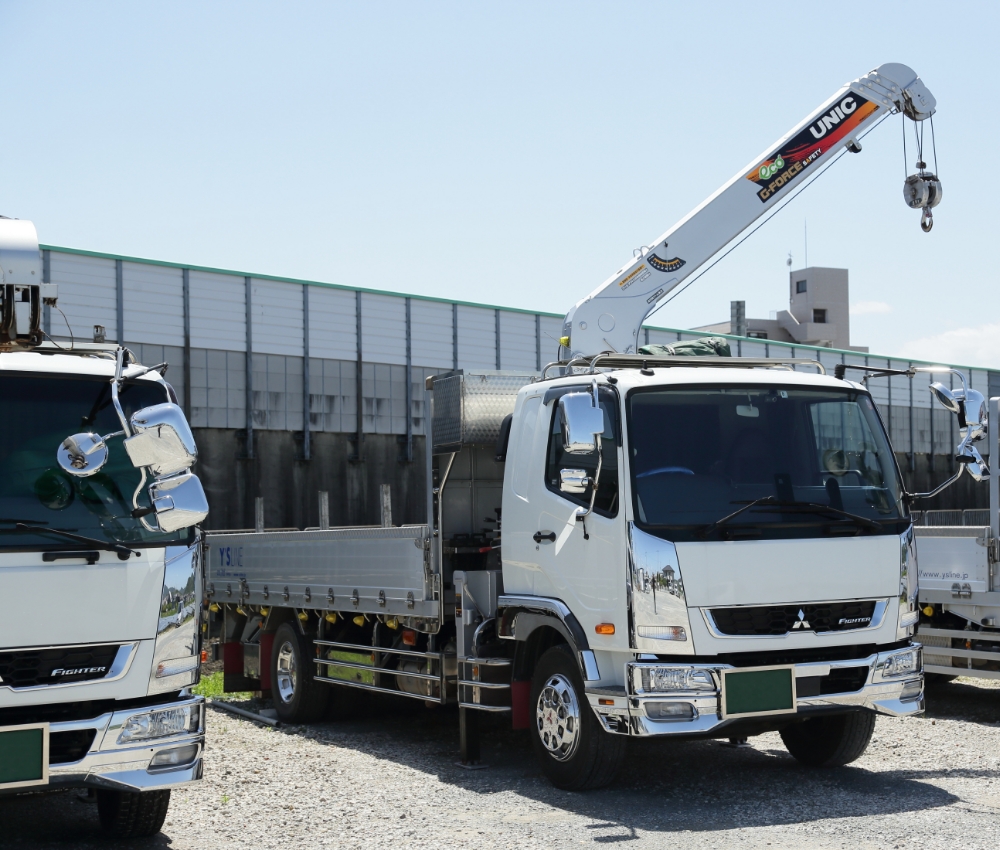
[904,172,942,233]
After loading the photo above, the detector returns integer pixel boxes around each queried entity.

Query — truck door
[502,388,626,647]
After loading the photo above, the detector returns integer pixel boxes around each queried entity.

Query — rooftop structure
[695,266,866,352]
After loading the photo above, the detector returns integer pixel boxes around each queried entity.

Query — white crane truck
[0,219,210,836]
[206,64,946,789]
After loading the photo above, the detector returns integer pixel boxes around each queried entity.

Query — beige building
[694,266,868,352]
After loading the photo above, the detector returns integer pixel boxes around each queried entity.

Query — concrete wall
[190,428,984,532]
[194,430,428,531]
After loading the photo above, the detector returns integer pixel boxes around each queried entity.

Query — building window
[747,331,768,339]
[813,309,826,324]
[796,280,807,294]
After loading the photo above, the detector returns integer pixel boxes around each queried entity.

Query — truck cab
[494,357,922,785]
[0,219,209,838]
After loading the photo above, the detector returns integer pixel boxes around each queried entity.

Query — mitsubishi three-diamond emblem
[791,608,811,630]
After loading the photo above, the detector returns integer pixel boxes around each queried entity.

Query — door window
[544,391,619,516]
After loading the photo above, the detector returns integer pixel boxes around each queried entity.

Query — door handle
[533,531,557,543]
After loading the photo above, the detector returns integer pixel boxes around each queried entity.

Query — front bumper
[1,695,204,795]
[588,647,923,737]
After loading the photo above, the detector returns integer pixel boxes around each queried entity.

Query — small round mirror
[56,433,109,478]
[929,382,961,414]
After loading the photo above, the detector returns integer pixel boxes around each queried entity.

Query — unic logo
[758,155,784,181]
[809,96,858,139]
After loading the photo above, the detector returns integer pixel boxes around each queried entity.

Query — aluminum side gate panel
[205,526,436,618]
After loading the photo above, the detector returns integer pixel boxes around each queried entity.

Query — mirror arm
[906,463,965,503]
[575,435,603,538]
[110,347,132,437]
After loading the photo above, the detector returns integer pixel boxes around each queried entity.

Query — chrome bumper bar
[588,647,924,737]
[2,695,205,794]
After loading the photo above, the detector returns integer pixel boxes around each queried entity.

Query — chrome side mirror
[559,469,590,494]
[929,382,961,414]
[961,388,987,443]
[56,433,109,477]
[124,402,198,476]
[148,471,209,532]
[559,392,604,455]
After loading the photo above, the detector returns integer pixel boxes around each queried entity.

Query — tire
[780,710,876,767]
[529,644,626,790]
[271,621,329,724]
[96,789,170,838]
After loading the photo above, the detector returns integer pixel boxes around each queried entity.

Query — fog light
[645,702,696,721]
[149,744,199,770]
[881,648,920,678]
[639,667,716,693]
[119,704,200,743]
[899,679,923,702]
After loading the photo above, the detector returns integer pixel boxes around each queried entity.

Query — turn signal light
[595,623,615,635]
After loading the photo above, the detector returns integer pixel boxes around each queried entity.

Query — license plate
[720,666,797,719]
[0,723,50,789]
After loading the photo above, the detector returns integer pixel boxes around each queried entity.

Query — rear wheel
[529,645,626,790]
[271,622,329,723]
[96,789,170,838]
[780,711,876,767]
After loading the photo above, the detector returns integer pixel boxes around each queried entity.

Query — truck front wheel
[529,645,626,790]
[96,789,170,838]
[780,710,876,767]
[271,622,329,723]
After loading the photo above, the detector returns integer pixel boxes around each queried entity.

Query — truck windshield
[627,385,906,540]
[0,372,192,551]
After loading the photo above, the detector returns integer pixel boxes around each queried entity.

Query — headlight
[118,704,201,743]
[880,647,921,678]
[639,666,716,693]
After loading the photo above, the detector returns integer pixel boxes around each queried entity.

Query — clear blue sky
[4,2,998,364]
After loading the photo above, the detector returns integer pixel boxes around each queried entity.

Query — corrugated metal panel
[252,353,303,431]
[740,340,768,359]
[190,270,246,352]
[867,358,891,406]
[251,279,304,356]
[190,348,245,429]
[457,305,496,371]
[538,316,563,366]
[309,358,356,434]
[499,311,537,372]
[410,299,453,368]
[122,261,183,347]
[910,368,933,409]
[50,253,117,341]
[361,293,406,366]
[308,287,356,360]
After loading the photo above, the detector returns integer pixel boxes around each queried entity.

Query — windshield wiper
[0,520,137,560]
[774,501,882,531]
[699,497,881,539]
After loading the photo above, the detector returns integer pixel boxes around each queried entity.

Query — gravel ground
[5,676,1000,850]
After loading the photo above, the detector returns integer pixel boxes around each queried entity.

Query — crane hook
[920,208,934,233]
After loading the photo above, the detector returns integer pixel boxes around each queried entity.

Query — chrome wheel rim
[536,673,581,762]
[275,640,297,704]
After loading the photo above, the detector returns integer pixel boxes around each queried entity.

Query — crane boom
[561,63,937,359]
